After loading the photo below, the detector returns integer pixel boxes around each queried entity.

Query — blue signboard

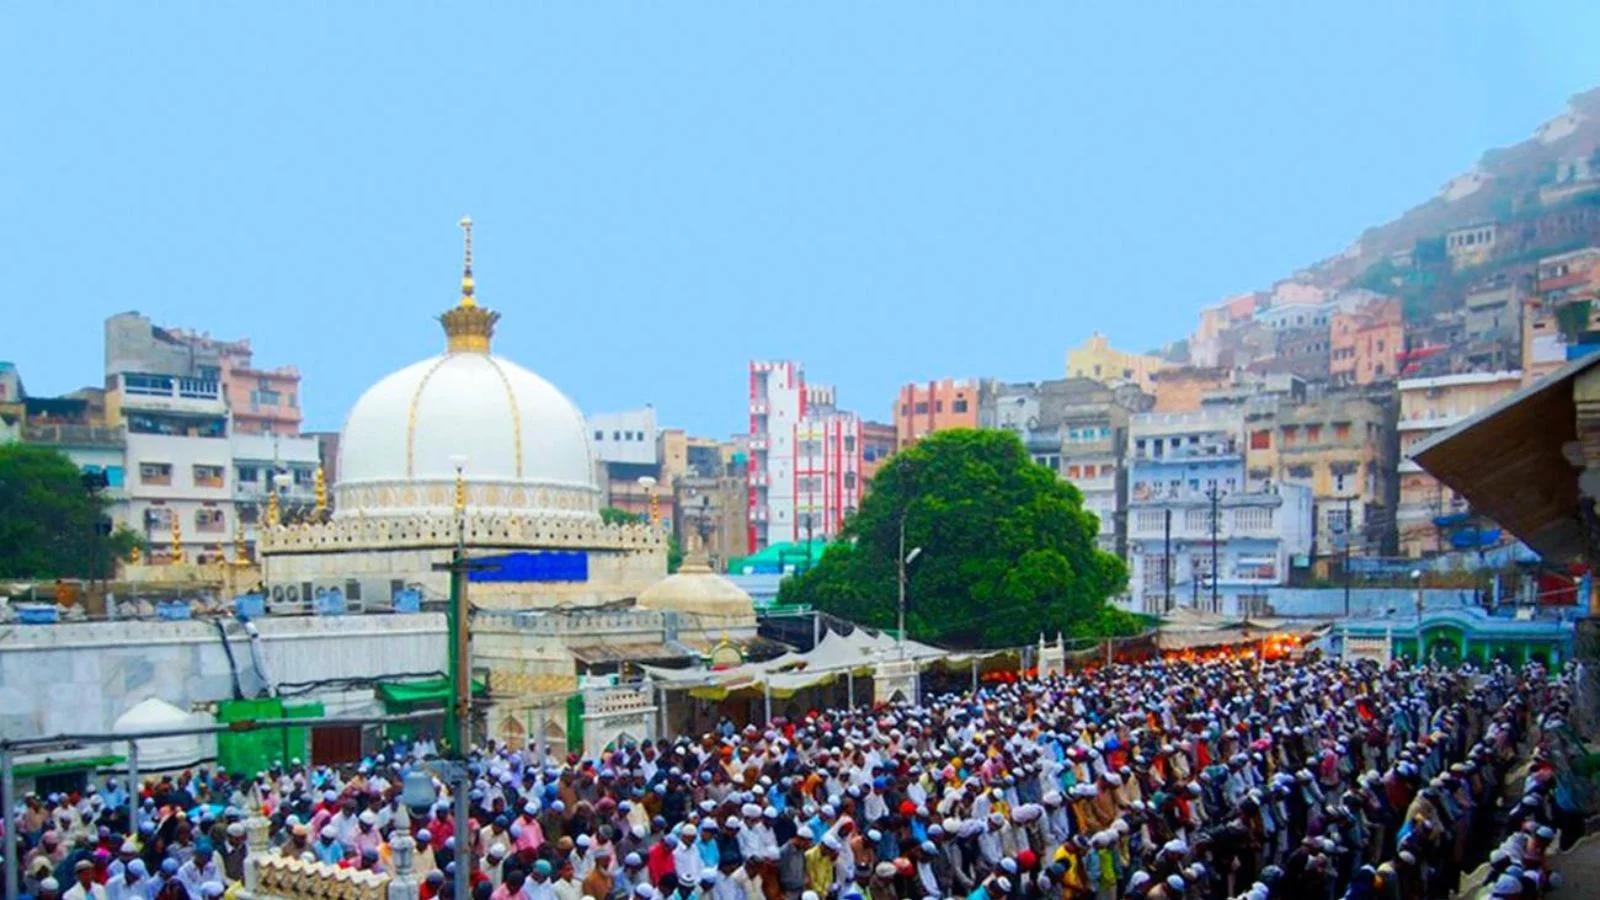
[468,550,589,583]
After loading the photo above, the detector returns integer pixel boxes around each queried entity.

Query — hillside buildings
[1066,333,1170,393]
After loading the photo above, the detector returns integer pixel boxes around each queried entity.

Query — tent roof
[114,698,193,734]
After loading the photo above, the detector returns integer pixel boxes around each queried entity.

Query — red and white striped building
[747,360,862,551]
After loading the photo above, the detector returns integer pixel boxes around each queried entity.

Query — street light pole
[447,455,471,900]
[897,512,906,657]
[1342,495,1354,618]
[1208,485,1221,612]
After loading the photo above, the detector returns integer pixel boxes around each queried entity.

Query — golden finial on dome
[458,216,476,308]
[439,215,500,353]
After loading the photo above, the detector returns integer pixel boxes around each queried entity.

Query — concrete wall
[1264,587,1479,618]
[0,613,447,742]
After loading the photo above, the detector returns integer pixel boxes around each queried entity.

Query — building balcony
[21,423,125,448]
[748,470,769,487]
[748,436,768,451]
[749,400,769,415]
[116,373,226,416]
[1068,475,1116,493]
[1397,413,1465,432]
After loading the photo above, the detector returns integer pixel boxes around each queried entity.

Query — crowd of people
[4,655,1592,900]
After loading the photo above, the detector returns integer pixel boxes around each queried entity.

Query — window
[193,464,225,488]
[594,430,604,440]
[1334,422,1351,441]
[1249,430,1271,450]
[914,401,929,415]
[843,472,857,489]
[1306,424,1322,443]
[195,508,226,532]
[288,393,298,408]
[953,398,968,413]
[613,431,621,441]
[345,579,363,602]
[293,468,315,486]
[251,389,282,407]
[140,463,172,485]
[843,435,856,453]
[935,400,944,413]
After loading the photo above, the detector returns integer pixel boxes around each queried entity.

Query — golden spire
[233,519,249,566]
[170,513,185,565]
[313,466,327,519]
[458,216,476,307]
[454,466,467,515]
[439,215,499,353]
[265,489,281,528]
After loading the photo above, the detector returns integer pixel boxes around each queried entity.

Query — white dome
[335,351,600,519]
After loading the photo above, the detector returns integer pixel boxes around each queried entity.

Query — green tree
[778,429,1132,648]
[0,444,128,579]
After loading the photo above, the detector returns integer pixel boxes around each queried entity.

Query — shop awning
[14,755,125,779]
[375,678,486,706]
[568,643,691,666]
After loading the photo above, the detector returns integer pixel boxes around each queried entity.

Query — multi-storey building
[1330,296,1404,386]
[102,314,318,559]
[105,312,303,436]
[858,420,898,486]
[1243,392,1398,560]
[1150,367,1239,413]
[747,361,861,550]
[981,378,1149,554]
[108,370,237,562]
[893,378,986,445]
[1126,483,1312,617]
[231,432,320,549]
[1397,371,1523,556]
[1066,333,1170,393]
[1124,408,1311,615]
[674,452,751,572]
[587,408,681,527]
[1445,222,1501,270]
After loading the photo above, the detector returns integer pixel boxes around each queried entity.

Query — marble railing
[258,511,666,555]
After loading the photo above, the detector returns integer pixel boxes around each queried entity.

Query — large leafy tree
[0,444,138,579]
[779,429,1134,647]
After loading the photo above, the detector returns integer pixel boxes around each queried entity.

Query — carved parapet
[252,854,391,900]
[259,509,667,556]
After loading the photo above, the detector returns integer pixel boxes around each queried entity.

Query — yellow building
[1066,333,1170,392]
[1397,371,1522,556]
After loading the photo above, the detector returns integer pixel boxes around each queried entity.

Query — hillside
[1306,88,1600,288]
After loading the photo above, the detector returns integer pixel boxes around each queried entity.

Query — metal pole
[1210,486,1220,613]
[453,770,470,900]
[127,740,140,832]
[896,514,906,657]
[1163,507,1173,614]
[970,658,978,693]
[4,748,17,900]
[762,681,772,724]
[846,671,855,708]
[1343,495,1353,618]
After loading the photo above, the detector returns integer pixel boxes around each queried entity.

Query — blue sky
[3,3,1597,438]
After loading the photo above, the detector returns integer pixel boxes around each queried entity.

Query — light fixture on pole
[637,475,658,526]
